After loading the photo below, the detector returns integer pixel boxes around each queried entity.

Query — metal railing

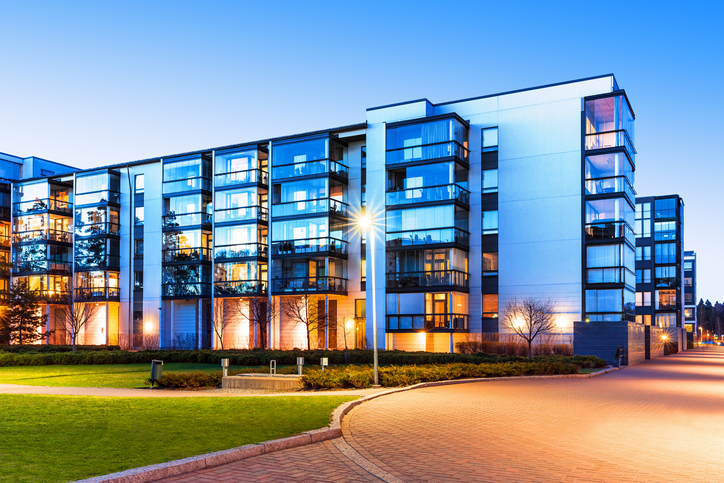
[13,229,72,244]
[214,206,268,223]
[75,222,121,237]
[386,141,469,164]
[386,314,469,331]
[585,129,636,161]
[386,184,470,206]
[271,198,348,218]
[271,159,348,180]
[12,260,72,274]
[162,282,212,297]
[215,169,268,187]
[75,287,120,301]
[214,242,268,259]
[13,198,72,215]
[214,280,268,296]
[386,269,469,289]
[271,276,347,293]
[75,190,121,206]
[162,212,212,228]
[271,237,348,256]
[386,227,470,247]
[163,247,212,262]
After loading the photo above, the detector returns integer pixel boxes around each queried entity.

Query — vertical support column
[210,150,216,350]
[197,298,203,349]
[449,332,453,354]
[325,294,329,350]
[169,300,174,348]
[46,305,51,345]
[105,302,110,345]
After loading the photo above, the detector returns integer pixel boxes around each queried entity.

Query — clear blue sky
[1,1,722,300]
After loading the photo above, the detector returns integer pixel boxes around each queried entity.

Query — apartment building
[3,74,642,352]
[634,195,684,328]
[684,250,697,340]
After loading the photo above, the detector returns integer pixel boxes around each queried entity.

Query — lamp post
[358,213,379,387]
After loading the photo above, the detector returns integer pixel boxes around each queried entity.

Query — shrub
[0,345,121,354]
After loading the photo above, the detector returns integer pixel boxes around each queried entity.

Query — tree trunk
[72,331,76,354]
[527,340,532,360]
[306,327,311,351]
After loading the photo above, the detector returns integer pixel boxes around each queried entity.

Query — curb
[75,366,615,482]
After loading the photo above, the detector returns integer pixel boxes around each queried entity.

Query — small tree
[3,281,50,345]
[501,297,557,360]
[282,294,323,350]
[231,296,280,351]
[211,299,227,350]
[61,297,101,353]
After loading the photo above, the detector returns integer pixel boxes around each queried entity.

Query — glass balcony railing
[585,176,636,205]
[386,313,469,331]
[215,169,268,188]
[13,198,72,215]
[13,229,72,244]
[75,222,121,237]
[271,159,348,180]
[214,280,267,296]
[0,234,9,247]
[386,184,470,207]
[214,242,268,260]
[162,212,212,228]
[75,190,121,206]
[163,247,211,263]
[34,290,71,303]
[386,269,469,289]
[587,267,636,289]
[386,227,470,247]
[163,282,212,297]
[271,198,348,218]
[585,130,636,162]
[271,237,347,257]
[585,221,635,247]
[271,276,347,294]
[12,260,72,274]
[655,277,681,289]
[386,141,469,165]
[75,255,121,270]
[162,177,212,194]
[75,287,120,301]
[214,206,268,223]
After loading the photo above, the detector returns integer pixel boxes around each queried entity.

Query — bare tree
[211,299,227,350]
[501,297,557,360]
[234,296,280,351]
[282,294,324,350]
[61,298,101,353]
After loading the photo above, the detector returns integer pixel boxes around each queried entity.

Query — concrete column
[325,294,329,350]
[170,300,174,348]
[197,298,203,349]
[105,302,109,345]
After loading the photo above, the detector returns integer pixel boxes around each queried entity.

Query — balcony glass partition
[386,227,469,247]
[387,184,469,206]
[271,198,348,218]
[215,148,268,187]
[75,206,120,236]
[585,95,635,161]
[75,173,121,206]
[271,237,347,256]
[272,138,348,180]
[163,155,212,194]
[585,199,634,227]
[386,118,469,165]
[387,205,468,233]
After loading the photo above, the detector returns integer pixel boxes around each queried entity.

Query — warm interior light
[345,319,354,331]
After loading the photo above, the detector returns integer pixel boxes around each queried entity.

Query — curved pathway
[154,346,724,482]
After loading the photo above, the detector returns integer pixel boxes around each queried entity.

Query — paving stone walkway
[154,347,724,482]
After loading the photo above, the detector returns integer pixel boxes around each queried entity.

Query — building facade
[3,75,645,351]
[634,195,685,328]
[684,250,697,338]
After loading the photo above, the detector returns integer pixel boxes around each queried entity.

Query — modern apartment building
[3,74,642,352]
[634,195,684,328]
[684,250,697,338]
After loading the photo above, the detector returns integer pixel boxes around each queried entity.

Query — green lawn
[0,363,284,388]
[0,394,355,483]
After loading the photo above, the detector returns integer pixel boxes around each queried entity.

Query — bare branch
[501,297,558,359]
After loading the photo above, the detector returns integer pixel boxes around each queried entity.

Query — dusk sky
[1,1,722,299]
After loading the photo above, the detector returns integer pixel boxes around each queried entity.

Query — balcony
[163,247,212,263]
[214,243,268,260]
[271,237,347,257]
[75,190,121,206]
[75,256,121,270]
[386,141,469,165]
[585,130,636,162]
[214,280,267,296]
[585,221,635,247]
[0,234,9,247]
[585,176,636,205]
[656,277,681,289]
[75,286,120,301]
[271,198,348,218]
[13,198,72,215]
[13,229,71,244]
[386,227,469,248]
[271,160,348,180]
[271,276,347,294]
[214,206,268,224]
[386,270,469,290]
[386,313,469,331]
[12,260,72,275]
[386,184,470,207]
[162,212,212,229]
[162,177,212,194]
[75,222,121,237]
[162,283,212,297]
[215,169,268,188]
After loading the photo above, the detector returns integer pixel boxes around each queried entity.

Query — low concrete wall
[222,375,302,391]
[646,326,665,360]
[574,321,646,366]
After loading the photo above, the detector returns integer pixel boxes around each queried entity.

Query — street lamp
[358,212,379,387]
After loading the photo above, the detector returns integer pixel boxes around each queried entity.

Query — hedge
[0,348,606,369]
[0,345,121,353]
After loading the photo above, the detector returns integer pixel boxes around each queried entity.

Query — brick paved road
[155,347,724,482]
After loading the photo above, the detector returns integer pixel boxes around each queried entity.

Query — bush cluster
[301,361,582,389]
[456,334,574,357]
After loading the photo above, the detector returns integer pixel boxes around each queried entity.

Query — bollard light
[221,358,230,378]
[321,357,328,371]
[297,357,304,376]
[270,360,277,376]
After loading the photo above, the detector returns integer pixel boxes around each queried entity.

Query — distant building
[684,251,697,340]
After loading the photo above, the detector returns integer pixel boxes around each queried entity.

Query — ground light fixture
[356,212,379,387]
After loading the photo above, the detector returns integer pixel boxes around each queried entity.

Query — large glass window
[215,149,264,174]
[75,206,120,236]
[654,221,676,241]
[386,118,469,164]
[482,210,498,235]
[135,174,144,194]
[636,292,651,307]
[636,269,651,284]
[585,199,634,227]
[584,95,635,146]
[635,203,651,238]
[272,217,329,242]
[636,246,651,261]
[482,127,498,152]
[163,155,211,193]
[387,162,466,190]
[387,205,467,233]
[655,313,676,327]
[655,243,677,264]
[585,153,634,184]
[655,290,676,310]
[483,252,498,274]
[386,248,468,273]
[482,169,498,193]
[587,289,623,312]
[654,198,677,218]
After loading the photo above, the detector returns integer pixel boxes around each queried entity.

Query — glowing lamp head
[345,319,354,331]
[358,214,372,229]
[144,322,153,332]
[661,334,668,341]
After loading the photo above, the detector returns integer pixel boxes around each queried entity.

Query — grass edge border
[73,366,618,483]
